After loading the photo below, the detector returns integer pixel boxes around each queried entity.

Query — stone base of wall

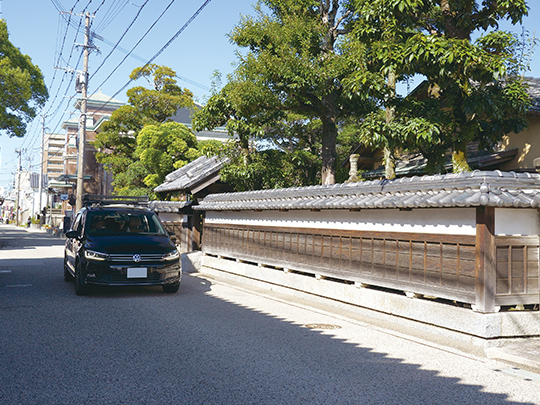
[181,251,203,273]
[200,254,540,350]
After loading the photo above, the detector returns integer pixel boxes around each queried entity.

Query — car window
[86,211,167,236]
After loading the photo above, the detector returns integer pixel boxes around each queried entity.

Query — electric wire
[93,35,210,91]
[92,0,213,113]
[89,0,177,100]
[18,0,91,167]
[3,0,214,190]
[93,0,130,32]
[89,0,150,80]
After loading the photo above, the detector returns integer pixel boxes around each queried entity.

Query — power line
[89,0,151,80]
[92,0,213,112]
[23,1,96,155]
[93,35,210,91]
[93,0,130,32]
[90,0,177,98]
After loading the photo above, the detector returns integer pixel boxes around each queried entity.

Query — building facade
[43,132,67,182]
[59,90,125,196]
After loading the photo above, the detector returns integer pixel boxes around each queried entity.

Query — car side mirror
[65,230,80,239]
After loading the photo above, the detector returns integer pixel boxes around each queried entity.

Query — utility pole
[38,114,46,224]
[75,12,91,213]
[15,149,22,226]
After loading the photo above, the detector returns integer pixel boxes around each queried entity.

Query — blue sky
[1,0,539,192]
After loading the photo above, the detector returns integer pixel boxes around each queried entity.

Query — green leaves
[195,0,532,186]
[346,0,531,174]
[0,19,48,137]
[135,122,200,191]
[93,64,201,197]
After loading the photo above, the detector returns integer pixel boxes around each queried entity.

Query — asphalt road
[1,224,540,404]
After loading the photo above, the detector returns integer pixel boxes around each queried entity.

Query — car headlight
[162,249,179,261]
[85,249,109,261]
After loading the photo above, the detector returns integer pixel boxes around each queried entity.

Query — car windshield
[86,211,167,236]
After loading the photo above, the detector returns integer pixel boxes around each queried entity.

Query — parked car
[64,196,181,295]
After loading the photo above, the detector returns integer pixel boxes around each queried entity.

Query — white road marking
[5,284,32,288]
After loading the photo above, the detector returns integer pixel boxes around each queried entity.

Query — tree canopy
[0,19,48,137]
[194,0,380,187]
[135,122,200,192]
[93,64,199,197]
[194,0,533,190]
[347,0,532,174]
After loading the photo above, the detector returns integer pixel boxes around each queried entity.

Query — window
[86,211,167,236]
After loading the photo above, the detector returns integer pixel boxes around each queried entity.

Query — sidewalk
[0,222,65,238]
[194,264,540,376]
[486,340,540,373]
[22,223,64,237]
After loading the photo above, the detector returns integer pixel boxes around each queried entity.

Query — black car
[64,197,181,295]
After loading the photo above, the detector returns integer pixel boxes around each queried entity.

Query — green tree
[348,0,532,173]
[208,0,379,186]
[0,19,48,137]
[93,64,195,195]
[135,122,200,193]
[193,81,324,191]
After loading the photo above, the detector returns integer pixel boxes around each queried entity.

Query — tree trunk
[321,119,337,185]
[318,0,342,186]
[451,141,471,173]
[320,86,339,185]
[440,0,471,40]
[384,69,396,180]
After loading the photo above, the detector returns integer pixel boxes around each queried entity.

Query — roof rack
[83,194,149,207]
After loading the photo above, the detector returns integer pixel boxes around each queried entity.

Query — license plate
[127,267,147,278]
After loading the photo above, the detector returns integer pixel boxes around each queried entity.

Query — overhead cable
[93,0,213,112]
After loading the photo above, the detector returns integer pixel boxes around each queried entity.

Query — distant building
[59,90,125,196]
[170,103,229,143]
[5,170,45,224]
[497,77,540,172]
[45,94,228,216]
[43,132,66,182]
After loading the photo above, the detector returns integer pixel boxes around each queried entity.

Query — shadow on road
[0,224,65,250]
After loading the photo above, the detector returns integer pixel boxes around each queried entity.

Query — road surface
[1,224,540,404]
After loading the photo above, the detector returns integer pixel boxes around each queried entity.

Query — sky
[1,0,539,193]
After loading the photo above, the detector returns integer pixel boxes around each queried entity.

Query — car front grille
[107,253,164,262]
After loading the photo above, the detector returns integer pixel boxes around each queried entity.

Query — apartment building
[43,132,69,182]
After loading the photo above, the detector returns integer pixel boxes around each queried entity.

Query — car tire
[75,261,89,296]
[64,256,74,282]
[162,283,180,293]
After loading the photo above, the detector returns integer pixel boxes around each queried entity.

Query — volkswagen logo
[132,254,141,263]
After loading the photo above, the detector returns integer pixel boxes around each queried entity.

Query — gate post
[474,206,499,313]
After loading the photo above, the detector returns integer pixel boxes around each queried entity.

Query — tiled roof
[526,77,540,114]
[154,155,228,193]
[149,200,191,213]
[361,146,518,180]
[195,170,540,211]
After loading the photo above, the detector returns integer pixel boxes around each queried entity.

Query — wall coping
[149,200,191,213]
[195,170,540,212]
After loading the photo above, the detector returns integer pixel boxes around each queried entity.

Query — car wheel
[64,256,74,282]
[162,283,179,293]
[75,262,89,296]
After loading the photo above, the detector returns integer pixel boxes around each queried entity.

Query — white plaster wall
[205,208,477,235]
[157,212,187,223]
[495,208,539,236]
